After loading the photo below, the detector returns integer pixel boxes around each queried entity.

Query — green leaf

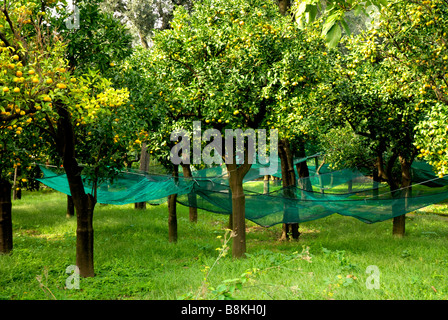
[307,5,318,24]
[322,19,336,37]
[216,284,227,292]
[296,2,308,16]
[321,12,341,36]
[340,20,351,36]
[325,23,342,48]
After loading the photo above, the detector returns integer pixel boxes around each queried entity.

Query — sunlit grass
[1,189,447,300]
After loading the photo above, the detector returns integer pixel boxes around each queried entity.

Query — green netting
[37,166,195,205]
[36,160,448,227]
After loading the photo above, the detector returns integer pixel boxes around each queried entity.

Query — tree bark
[372,166,380,200]
[12,167,21,200]
[67,195,75,218]
[296,141,313,193]
[181,164,198,223]
[263,175,270,194]
[138,30,149,49]
[228,166,247,258]
[392,156,412,237]
[56,105,96,277]
[168,193,178,242]
[228,188,233,230]
[74,193,96,278]
[135,142,150,210]
[315,156,325,194]
[168,165,179,243]
[226,150,252,258]
[0,179,13,254]
[278,139,299,240]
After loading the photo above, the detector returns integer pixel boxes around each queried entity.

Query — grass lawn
[1,189,448,300]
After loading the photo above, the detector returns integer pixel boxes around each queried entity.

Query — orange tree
[301,25,428,236]
[56,0,133,74]
[146,0,334,257]
[120,47,198,241]
[293,0,388,47]
[260,22,332,239]
[372,0,448,178]
[0,0,133,277]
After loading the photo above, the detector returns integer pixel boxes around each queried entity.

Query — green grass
[1,189,448,300]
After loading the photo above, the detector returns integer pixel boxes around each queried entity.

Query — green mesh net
[36,159,448,227]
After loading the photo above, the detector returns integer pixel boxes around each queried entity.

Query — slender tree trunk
[168,193,178,242]
[295,140,313,242]
[168,165,179,243]
[226,148,251,258]
[74,193,96,277]
[284,140,299,239]
[347,179,353,193]
[138,30,149,49]
[315,157,325,194]
[296,141,313,193]
[393,156,412,237]
[135,142,150,210]
[278,139,299,240]
[228,167,246,258]
[372,167,379,200]
[67,195,75,218]
[56,105,96,277]
[228,189,233,230]
[0,179,13,254]
[182,164,198,223]
[392,212,406,237]
[279,140,289,240]
[12,167,21,200]
[263,175,270,194]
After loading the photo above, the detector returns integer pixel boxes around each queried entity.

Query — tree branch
[168,54,200,81]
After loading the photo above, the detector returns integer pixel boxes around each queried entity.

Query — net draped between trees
[36,159,448,227]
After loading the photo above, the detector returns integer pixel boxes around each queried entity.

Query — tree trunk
[228,188,233,230]
[13,187,21,200]
[182,164,198,223]
[278,0,291,16]
[135,142,150,210]
[228,168,246,258]
[56,105,96,277]
[278,139,299,240]
[372,167,379,200]
[74,193,95,278]
[226,147,251,258]
[263,175,270,194]
[138,30,149,49]
[296,141,313,193]
[285,140,299,239]
[392,156,412,237]
[67,195,75,218]
[315,157,325,194]
[12,167,21,200]
[0,179,13,254]
[168,193,178,243]
[228,212,233,230]
[168,165,179,243]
